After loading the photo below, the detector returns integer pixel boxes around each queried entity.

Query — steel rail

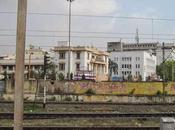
[0,101,175,105]
[0,126,160,130]
[0,112,175,119]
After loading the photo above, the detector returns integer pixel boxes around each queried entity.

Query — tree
[127,74,132,81]
[70,73,73,80]
[156,60,175,81]
[58,73,65,81]
[3,70,7,80]
[138,75,142,81]
[47,63,56,80]
[108,59,118,77]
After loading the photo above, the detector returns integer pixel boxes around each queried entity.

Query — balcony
[91,56,106,64]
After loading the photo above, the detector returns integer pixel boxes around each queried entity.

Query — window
[2,66,6,70]
[59,63,65,71]
[138,64,140,68]
[8,66,13,71]
[122,64,124,68]
[136,57,140,61]
[76,63,80,70]
[76,52,80,59]
[59,52,65,59]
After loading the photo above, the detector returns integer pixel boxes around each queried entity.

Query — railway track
[0,101,175,105]
[0,126,160,130]
[1,112,175,119]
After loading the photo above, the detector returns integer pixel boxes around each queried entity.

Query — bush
[127,74,133,82]
[85,88,96,96]
[156,90,162,95]
[48,96,56,101]
[129,88,135,95]
[58,73,65,81]
[64,97,72,101]
[138,75,142,81]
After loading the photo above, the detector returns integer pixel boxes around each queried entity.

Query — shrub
[48,96,56,101]
[64,97,72,101]
[156,90,162,95]
[58,73,65,81]
[85,88,96,96]
[129,88,135,95]
[138,75,142,81]
[127,74,133,82]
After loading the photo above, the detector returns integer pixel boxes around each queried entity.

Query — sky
[0,0,175,55]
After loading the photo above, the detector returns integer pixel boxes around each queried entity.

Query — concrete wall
[5,79,37,94]
[3,79,175,103]
[3,93,175,103]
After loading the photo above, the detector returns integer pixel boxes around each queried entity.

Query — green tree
[156,60,175,81]
[47,63,56,80]
[58,73,65,81]
[127,74,132,81]
[138,75,142,81]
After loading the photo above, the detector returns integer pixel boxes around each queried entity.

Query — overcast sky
[0,0,175,55]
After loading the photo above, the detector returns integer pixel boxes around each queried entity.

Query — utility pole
[14,0,27,130]
[43,53,47,108]
[43,52,50,108]
[43,73,46,108]
[162,42,166,102]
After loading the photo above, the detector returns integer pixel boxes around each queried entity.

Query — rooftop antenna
[135,28,139,44]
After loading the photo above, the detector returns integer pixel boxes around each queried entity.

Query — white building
[53,43,109,81]
[110,51,157,81]
[107,42,175,65]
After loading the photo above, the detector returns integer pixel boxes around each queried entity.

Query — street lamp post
[67,0,74,80]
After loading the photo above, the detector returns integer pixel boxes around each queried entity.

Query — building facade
[107,42,175,65]
[0,46,45,79]
[53,44,109,81]
[110,51,157,81]
[107,42,158,52]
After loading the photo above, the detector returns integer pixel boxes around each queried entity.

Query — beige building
[53,43,109,81]
[0,46,45,79]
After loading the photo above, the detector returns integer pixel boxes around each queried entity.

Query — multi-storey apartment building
[107,42,175,65]
[110,51,156,81]
[53,42,109,81]
[107,42,158,52]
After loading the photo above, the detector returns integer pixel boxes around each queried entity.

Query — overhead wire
[1,29,175,36]
[1,11,175,21]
